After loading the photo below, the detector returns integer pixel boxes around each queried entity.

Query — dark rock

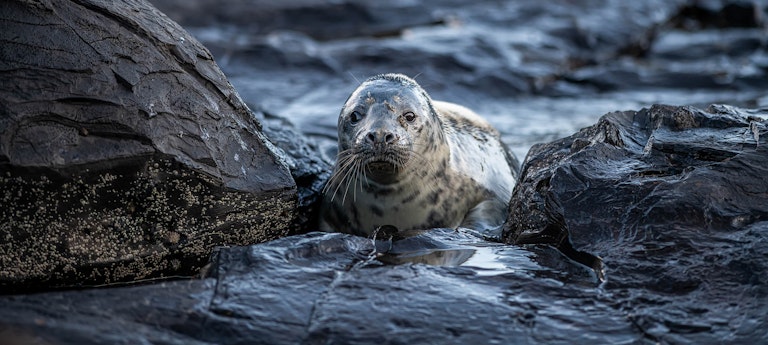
[670,0,766,29]
[252,106,333,235]
[0,231,627,345]
[568,24,768,92]
[149,0,443,41]
[3,0,767,342]
[150,0,688,102]
[1,105,766,344]
[0,0,299,292]
[504,104,768,342]
[557,1,768,94]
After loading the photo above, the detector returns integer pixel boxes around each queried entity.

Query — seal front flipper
[459,198,508,233]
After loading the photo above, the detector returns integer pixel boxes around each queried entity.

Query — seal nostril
[367,131,395,144]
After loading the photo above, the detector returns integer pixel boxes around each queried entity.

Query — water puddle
[460,246,516,276]
[359,228,603,285]
[377,247,477,266]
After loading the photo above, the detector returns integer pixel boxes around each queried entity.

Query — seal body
[320,73,519,237]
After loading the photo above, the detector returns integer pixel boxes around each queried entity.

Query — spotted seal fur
[320,73,519,237]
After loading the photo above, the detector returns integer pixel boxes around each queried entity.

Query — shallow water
[358,227,601,284]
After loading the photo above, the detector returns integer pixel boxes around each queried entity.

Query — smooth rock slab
[0,0,297,292]
[504,104,768,343]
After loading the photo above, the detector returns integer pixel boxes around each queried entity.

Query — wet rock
[0,0,299,292]
[567,1,768,94]
[0,231,627,345]
[148,0,768,158]
[151,0,688,102]
[671,0,766,29]
[2,0,767,343]
[504,104,768,342]
[150,0,443,41]
[252,106,333,235]
[2,102,766,343]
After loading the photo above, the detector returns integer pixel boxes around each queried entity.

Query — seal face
[320,73,519,237]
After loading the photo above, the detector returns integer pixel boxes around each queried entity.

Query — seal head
[335,74,444,185]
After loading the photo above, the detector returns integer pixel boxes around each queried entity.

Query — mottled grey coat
[320,74,518,236]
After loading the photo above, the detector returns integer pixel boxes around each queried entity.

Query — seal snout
[366,130,396,145]
[363,128,401,156]
[360,129,406,184]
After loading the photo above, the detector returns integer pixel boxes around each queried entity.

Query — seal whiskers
[323,149,358,203]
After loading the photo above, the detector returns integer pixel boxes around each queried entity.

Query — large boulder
[0,0,300,292]
[504,104,768,342]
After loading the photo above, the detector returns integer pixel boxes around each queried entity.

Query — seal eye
[350,111,364,124]
[403,112,416,122]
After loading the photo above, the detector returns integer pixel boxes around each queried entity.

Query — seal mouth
[365,159,401,184]
[367,160,397,173]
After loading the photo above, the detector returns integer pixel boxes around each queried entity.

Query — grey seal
[320,73,519,237]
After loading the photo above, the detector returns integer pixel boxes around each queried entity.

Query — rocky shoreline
[1,0,766,344]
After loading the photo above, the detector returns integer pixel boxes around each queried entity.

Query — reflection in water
[377,247,477,266]
[281,230,603,286]
[369,227,479,266]
[460,246,517,276]
[361,228,603,286]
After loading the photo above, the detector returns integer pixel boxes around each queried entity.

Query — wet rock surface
[1,0,768,344]
[3,105,764,344]
[0,0,301,292]
[252,107,332,235]
[504,104,768,343]
[0,231,613,345]
[152,0,768,160]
